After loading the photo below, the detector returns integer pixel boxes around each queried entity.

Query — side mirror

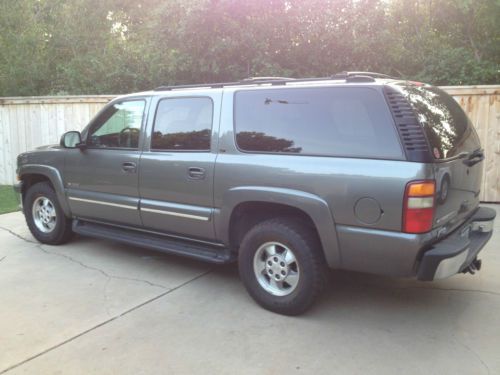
[60,131,84,149]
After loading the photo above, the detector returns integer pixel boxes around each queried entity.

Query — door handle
[122,161,137,173]
[188,167,206,179]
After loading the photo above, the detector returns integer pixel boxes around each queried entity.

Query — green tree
[0,0,498,96]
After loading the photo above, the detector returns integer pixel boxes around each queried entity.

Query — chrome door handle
[188,167,205,179]
[122,161,137,173]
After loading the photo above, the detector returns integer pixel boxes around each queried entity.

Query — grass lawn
[0,185,20,214]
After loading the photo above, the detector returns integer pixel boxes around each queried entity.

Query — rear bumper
[417,206,496,281]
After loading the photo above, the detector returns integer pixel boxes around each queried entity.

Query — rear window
[398,85,480,159]
[234,87,404,159]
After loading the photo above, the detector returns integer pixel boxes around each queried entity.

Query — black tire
[23,182,73,245]
[238,217,327,315]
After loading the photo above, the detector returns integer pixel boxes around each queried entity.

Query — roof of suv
[117,72,407,100]
[154,72,396,91]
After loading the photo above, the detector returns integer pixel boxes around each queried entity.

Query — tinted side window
[152,97,213,151]
[88,100,145,149]
[398,85,480,159]
[234,87,403,159]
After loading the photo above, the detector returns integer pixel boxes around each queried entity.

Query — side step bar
[72,220,235,264]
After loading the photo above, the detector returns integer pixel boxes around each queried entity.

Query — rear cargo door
[399,85,483,229]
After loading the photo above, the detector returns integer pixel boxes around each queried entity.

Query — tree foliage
[0,0,498,96]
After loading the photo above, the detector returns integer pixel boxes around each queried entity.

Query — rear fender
[215,186,340,267]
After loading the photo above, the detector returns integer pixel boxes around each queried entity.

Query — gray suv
[15,73,496,315]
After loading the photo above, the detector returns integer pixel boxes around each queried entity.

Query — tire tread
[238,216,326,315]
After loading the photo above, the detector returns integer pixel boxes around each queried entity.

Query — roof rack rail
[241,76,296,82]
[333,71,394,79]
[153,72,394,91]
[154,77,297,91]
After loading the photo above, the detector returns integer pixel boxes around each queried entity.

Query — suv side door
[64,97,150,226]
[138,91,221,240]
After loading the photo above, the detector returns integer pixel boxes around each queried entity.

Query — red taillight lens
[403,181,435,233]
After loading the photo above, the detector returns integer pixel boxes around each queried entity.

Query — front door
[64,98,148,226]
[139,93,221,240]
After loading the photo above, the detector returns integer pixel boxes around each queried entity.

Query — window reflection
[236,131,302,153]
[152,129,210,150]
[234,87,404,159]
[152,97,213,151]
[398,85,479,159]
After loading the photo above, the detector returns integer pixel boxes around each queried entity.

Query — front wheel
[238,217,326,315]
[23,182,73,245]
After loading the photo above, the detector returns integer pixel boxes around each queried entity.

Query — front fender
[18,164,71,217]
[215,186,340,268]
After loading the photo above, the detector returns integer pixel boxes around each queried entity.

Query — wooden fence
[0,95,114,186]
[1,86,499,201]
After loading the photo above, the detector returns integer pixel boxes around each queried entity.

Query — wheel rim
[253,241,300,297]
[32,196,57,233]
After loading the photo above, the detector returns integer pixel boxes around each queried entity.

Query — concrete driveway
[1,206,499,375]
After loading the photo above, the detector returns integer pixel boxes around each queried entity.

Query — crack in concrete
[0,226,168,290]
[456,340,491,375]
[0,256,6,263]
[38,244,169,290]
[0,226,37,244]
[0,269,213,374]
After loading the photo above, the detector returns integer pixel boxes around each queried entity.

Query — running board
[72,220,235,264]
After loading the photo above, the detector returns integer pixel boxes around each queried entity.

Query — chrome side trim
[68,197,137,210]
[140,207,209,221]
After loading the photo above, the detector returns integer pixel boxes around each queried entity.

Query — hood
[35,144,61,151]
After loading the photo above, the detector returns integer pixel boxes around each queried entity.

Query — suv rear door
[397,84,483,230]
[138,92,221,240]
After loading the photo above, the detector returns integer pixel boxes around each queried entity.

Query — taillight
[403,180,435,233]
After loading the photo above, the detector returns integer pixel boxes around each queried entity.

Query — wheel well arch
[228,201,321,252]
[20,173,52,196]
[17,165,72,217]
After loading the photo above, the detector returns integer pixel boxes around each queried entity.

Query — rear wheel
[238,217,326,315]
[24,182,73,245]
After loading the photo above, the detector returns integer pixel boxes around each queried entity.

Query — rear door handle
[122,161,137,173]
[188,167,205,180]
